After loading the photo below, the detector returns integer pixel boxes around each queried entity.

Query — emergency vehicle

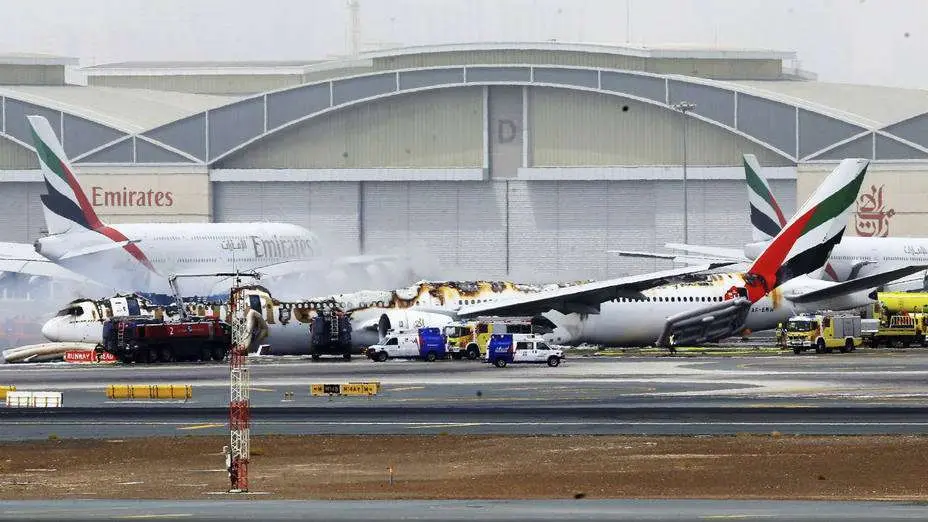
[485,333,564,368]
[786,312,861,354]
[307,304,353,360]
[366,327,447,362]
[443,321,478,359]
[442,317,538,360]
[862,307,928,348]
[101,315,231,363]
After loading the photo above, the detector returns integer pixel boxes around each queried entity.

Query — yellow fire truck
[443,317,537,360]
[786,312,861,354]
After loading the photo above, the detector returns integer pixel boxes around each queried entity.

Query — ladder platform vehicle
[786,311,861,354]
[485,333,564,368]
[305,299,353,360]
[365,327,448,362]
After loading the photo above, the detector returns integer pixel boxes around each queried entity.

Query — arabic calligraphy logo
[854,184,895,237]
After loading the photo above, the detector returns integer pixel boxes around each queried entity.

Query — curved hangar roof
[1,42,927,166]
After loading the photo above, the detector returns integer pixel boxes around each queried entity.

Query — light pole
[672,101,696,245]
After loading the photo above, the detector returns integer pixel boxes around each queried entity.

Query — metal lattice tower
[228,284,251,492]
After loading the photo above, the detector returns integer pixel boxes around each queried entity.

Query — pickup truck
[485,333,564,368]
[366,327,447,362]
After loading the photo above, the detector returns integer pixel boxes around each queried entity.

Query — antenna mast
[347,0,361,55]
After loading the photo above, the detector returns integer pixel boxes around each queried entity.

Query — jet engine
[377,310,454,341]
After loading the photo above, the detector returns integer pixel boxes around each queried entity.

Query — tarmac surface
[2,499,927,521]
[3,352,928,439]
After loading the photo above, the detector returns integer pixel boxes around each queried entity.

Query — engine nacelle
[377,310,453,341]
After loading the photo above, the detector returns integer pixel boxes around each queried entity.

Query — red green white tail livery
[731,158,870,302]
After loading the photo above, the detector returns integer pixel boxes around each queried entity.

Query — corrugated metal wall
[212,181,361,255]
[529,87,793,167]
[215,88,484,169]
[212,178,795,283]
[0,137,38,169]
[0,182,47,242]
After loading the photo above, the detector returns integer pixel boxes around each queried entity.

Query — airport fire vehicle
[443,320,478,359]
[366,327,447,362]
[307,300,353,360]
[862,308,928,348]
[443,317,538,360]
[101,315,231,363]
[786,312,861,354]
[485,333,564,368]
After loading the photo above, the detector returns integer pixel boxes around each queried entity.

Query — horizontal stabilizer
[59,239,141,260]
[788,265,928,304]
[0,241,97,283]
[656,297,752,348]
[610,249,748,267]
[663,243,751,262]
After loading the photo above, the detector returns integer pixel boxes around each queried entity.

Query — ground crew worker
[223,445,234,490]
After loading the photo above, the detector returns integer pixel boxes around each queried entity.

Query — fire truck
[786,312,861,354]
[99,273,239,364]
[444,317,538,360]
[101,316,231,363]
[307,300,353,360]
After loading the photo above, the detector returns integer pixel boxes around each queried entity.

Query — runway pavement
[3,353,928,439]
[2,499,927,521]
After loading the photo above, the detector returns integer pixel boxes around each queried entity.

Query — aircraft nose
[41,318,61,342]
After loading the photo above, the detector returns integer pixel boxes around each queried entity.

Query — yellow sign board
[310,382,381,396]
[106,384,192,400]
[0,385,15,400]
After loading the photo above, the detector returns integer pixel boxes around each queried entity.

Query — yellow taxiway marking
[388,386,425,392]
[176,423,224,431]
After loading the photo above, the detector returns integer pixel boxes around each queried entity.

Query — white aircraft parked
[625,154,928,293]
[0,115,406,298]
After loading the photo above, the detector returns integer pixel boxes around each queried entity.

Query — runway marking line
[176,423,224,431]
[388,386,425,392]
[124,515,192,519]
[250,387,274,392]
[699,515,775,520]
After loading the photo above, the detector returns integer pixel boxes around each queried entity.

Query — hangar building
[2,43,927,283]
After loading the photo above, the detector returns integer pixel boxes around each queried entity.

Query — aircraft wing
[786,265,928,304]
[455,262,738,318]
[0,241,96,282]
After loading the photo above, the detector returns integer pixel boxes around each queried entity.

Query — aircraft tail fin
[27,115,105,235]
[744,154,787,242]
[735,158,870,302]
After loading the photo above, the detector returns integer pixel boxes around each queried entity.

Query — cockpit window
[57,306,81,317]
